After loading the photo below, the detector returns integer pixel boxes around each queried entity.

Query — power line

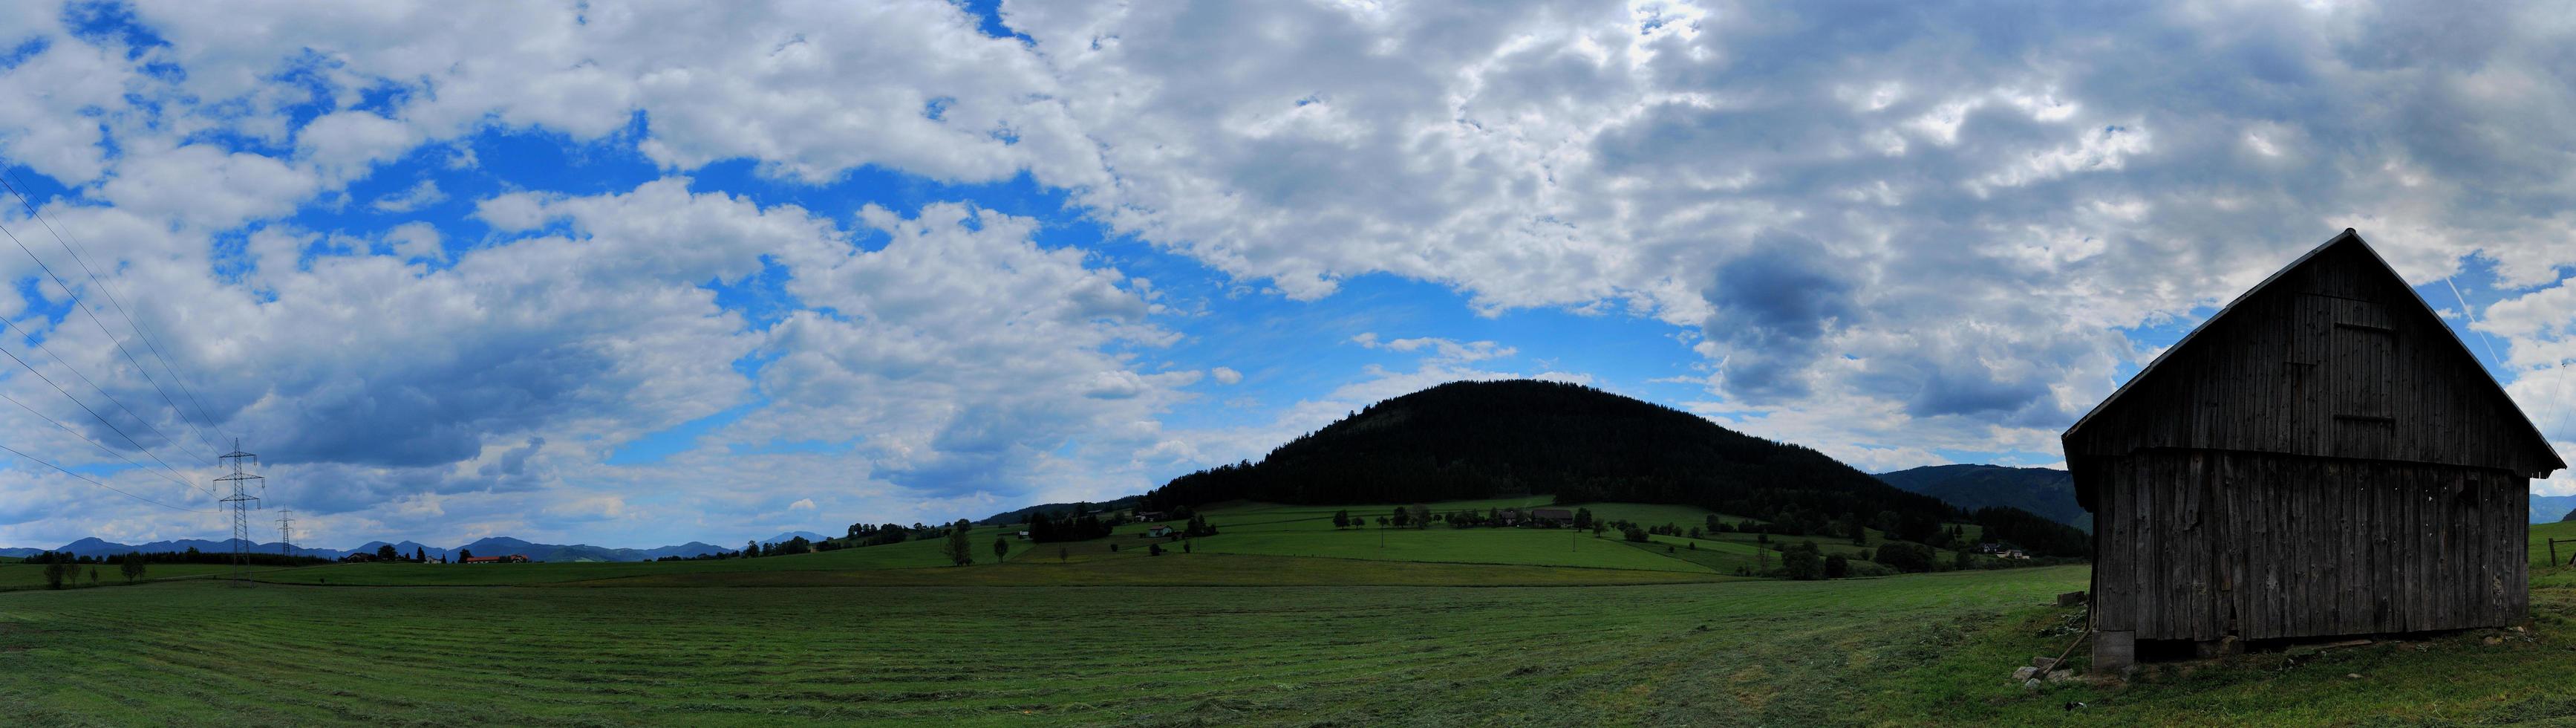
[0,175,223,461]
[0,437,206,513]
[0,313,204,490]
[0,219,216,469]
[0,169,232,451]
[0,383,202,494]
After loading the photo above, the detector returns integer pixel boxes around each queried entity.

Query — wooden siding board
[2093,451,2526,642]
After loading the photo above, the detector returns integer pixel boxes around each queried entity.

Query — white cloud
[372,181,449,214]
[4,0,2575,547]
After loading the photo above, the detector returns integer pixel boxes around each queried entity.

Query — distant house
[463,554,531,564]
[1496,508,1523,526]
[1530,508,1575,525]
[1135,511,1169,522]
[1145,525,1175,538]
[342,553,375,563]
[1017,530,1031,540]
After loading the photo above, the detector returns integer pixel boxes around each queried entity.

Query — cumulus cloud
[372,181,449,214]
[4,0,2574,547]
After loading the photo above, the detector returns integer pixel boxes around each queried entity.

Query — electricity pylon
[215,440,263,582]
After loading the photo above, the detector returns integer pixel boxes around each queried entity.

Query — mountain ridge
[1873,464,2089,532]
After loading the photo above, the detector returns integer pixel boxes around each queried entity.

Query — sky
[0,0,2569,550]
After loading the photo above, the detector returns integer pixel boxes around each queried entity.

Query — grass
[0,565,2083,727]
[11,503,2574,724]
[0,562,283,590]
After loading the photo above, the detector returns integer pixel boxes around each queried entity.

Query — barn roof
[2064,230,2564,476]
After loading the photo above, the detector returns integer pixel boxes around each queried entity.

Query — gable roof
[2063,229,2563,474]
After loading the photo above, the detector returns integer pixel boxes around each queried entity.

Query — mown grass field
[8,505,2575,725]
[0,565,2083,726]
[0,562,248,588]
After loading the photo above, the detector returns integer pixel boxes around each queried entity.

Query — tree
[1332,510,1351,530]
[1057,547,1069,562]
[85,566,98,586]
[119,553,145,582]
[1953,550,1975,571]
[944,519,974,566]
[1825,554,1849,579]
[376,544,398,561]
[1874,542,1933,573]
[1781,543,1824,580]
[993,537,1009,562]
[1377,516,1389,527]
[746,540,760,559]
[1409,504,1430,529]
[1849,513,1869,546]
[414,547,425,562]
[1182,540,1193,553]
[1574,507,1594,530]
[458,548,474,562]
[1148,543,1164,556]
[1390,507,1410,527]
[41,562,66,590]
[1622,525,1650,543]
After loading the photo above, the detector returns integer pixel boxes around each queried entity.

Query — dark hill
[979,495,1145,525]
[1875,464,2088,532]
[1141,380,2085,555]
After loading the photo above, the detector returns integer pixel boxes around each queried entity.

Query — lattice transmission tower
[215,440,264,582]
[275,509,295,558]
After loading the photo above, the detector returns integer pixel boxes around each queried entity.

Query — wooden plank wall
[2065,244,2558,482]
[2092,449,2528,640]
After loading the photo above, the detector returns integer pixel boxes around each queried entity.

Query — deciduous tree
[944,520,974,565]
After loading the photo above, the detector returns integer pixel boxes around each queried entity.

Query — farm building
[2063,230,2565,671]
[461,554,531,564]
[1530,508,1576,525]
[1146,525,1175,538]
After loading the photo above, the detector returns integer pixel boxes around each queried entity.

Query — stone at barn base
[2012,666,2038,680]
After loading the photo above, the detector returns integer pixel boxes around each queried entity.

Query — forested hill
[1140,380,2075,550]
[1874,464,2088,531]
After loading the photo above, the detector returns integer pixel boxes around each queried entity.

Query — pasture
[5,504,2573,725]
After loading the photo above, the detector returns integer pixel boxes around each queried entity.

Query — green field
[7,505,2576,725]
[0,562,262,589]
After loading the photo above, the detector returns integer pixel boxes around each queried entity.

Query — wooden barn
[2062,230,2565,671]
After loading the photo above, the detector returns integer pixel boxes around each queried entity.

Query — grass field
[0,565,2081,726]
[0,562,278,589]
[10,505,2576,725]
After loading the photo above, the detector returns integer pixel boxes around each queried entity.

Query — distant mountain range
[1876,465,2576,528]
[2537,495,2576,524]
[1874,465,2087,532]
[15,536,733,562]
[760,531,831,545]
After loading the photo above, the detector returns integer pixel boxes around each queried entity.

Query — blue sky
[0,0,2569,549]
